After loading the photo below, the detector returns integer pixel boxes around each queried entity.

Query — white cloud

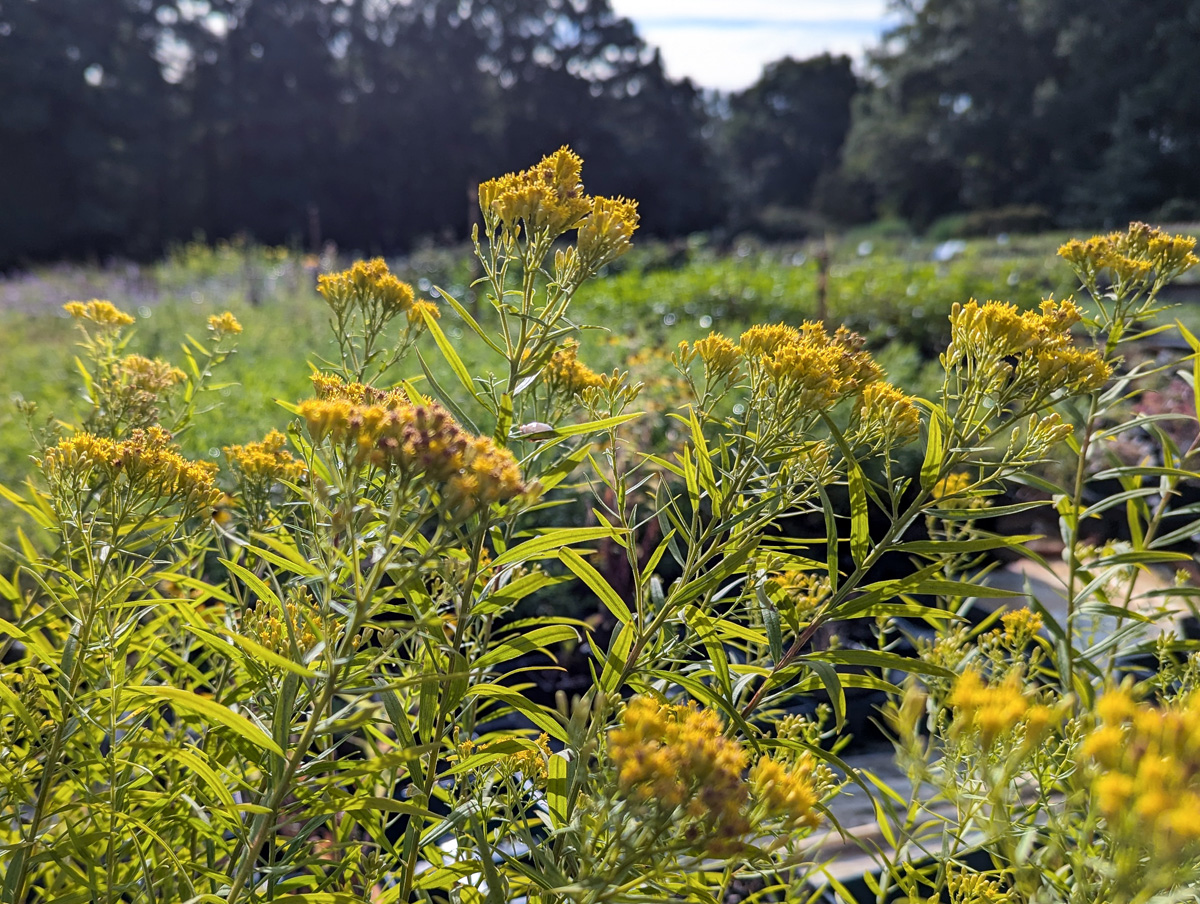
[609,0,894,91]
[610,0,888,24]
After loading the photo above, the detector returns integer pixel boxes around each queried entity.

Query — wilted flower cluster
[544,340,604,397]
[948,668,1057,748]
[298,388,526,514]
[947,299,1110,398]
[1059,222,1198,291]
[64,299,136,328]
[608,696,820,855]
[1082,688,1200,847]
[479,146,639,268]
[43,426,220,514]
[102,354,187,432]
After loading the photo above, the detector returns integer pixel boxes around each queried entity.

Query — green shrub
[2,150,1199,903]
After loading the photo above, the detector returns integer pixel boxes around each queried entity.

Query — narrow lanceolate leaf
[219,557,282,609]
[435,284,504,355]
[756,580,784,665]
[920,403,945,490]
[126,686,283,757]
[494,393,513,445]
[805,658,845,730]
[463,685,568,741]
[472,625,579,669]
[491,526,622,567]
[848,461,870,567]
[560,547,633,625]
[547,752,569,829]
[422,305,476,397]
[542,411,642,438]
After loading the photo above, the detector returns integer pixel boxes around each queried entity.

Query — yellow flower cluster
[241,595,319,658]
[999,607,1043,643]
[1059,223,1198,287]
[298,395,525,512]
[748,754,820,832]
[479,147,640,266]
[224,429,305,484]
[858,381,921,445]
[577,195,640,269]
[932,472,974,501]
[947,870,1014,904]
[734,322,881,412]
[406,299,440,326]
[608,696,821,855]
[118,354,186,395]
[64,299,135,328]
[310,372,407,406]
[317,258,416,321]
[948,669,1055,747]
[207,311,243,336]
[948,299,1110,396]
[479,146,592,237]
[43,427,219,512]
[1082,688,1200,847]
[768,569,831,633]
[678,332,742,382]
[609,696,751,851]
[544,340,604,397]
[458,733,553,789]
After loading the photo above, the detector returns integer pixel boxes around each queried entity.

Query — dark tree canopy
[0,0,722,266]
[841,0,1200,227]
[4,0,1200,265]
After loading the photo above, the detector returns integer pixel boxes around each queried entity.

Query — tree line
[1,0,1197,268]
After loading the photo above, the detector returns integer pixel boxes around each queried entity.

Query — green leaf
[540,412,642,438]
[491,526,621,568]
[560,547,633,625]
[756,581,784,665]
[464,685,568,741]
[817,483,840,594]
[848,461,869,567]
[494,393,513,445]
[126,686,283,757]
[805,658,845,730]
[219,557,282,609]
[473,626,578,669]
[547,751,568,829]
[421,305,476,397]
[416,349,480,432]
[920,403,945,490]
[435,284,504,355]
[896,535,1040,554]
[809,648,954,679]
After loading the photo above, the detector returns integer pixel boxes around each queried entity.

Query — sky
[607,0,895,92]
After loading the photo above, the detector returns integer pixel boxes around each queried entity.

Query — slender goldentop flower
[64,299,136,328]
[207,311,243,336]
[43,426,220,514]
[545,340,604,397]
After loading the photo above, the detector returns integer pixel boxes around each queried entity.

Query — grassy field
[0,229,1180,495]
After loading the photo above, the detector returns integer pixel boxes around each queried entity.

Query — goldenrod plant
[0,149,1197,904]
